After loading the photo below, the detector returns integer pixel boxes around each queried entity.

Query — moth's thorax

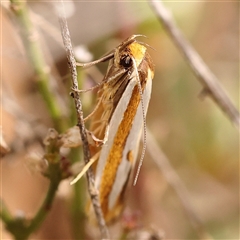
[128,42,147,66]
[114,41,147,68]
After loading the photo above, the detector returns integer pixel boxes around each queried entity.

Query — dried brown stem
[57,3,109,239]
[149,0,240,130]
[146,129,214,240]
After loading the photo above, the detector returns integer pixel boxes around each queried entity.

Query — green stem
[0,199,13,223]
[71,181,86,239]
[0,163,62,240]
[26,163,61,235]
[10,0,66,131]
[70,148,86,239]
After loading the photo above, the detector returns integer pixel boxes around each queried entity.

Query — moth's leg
[71,84,101,93]
[83,95,104,122]
[87,128,108,147]
[60,126,106,148]
[76,52,114,68]
[70,151,100,185]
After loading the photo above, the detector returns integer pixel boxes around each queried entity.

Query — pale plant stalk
[149,0,240,131]
[58,2,110,239]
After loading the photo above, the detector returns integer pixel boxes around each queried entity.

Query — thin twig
[57,3,109,239]
[146,129,214,240]
[149,0,240,130]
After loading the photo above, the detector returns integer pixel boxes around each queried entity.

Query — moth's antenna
[132,58,147,186]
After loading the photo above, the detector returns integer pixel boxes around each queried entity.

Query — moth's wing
[86,74,136,223]
[108,76,152,210]
[95,78,137,187]
[95,76,152,222]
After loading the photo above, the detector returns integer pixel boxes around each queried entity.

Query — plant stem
[70,149,86,239]
[149,0,240,130]
[10,0,66,131]
[26,163,62,235]
[0,162,62,240]
[0,199,13,223]
[58,6,109,238]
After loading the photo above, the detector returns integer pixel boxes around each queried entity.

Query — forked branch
[149,0,240,130]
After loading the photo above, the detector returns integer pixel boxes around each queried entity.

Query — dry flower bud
[25,151,48,174]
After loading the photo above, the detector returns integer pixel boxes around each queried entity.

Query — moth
[68,35,154,223]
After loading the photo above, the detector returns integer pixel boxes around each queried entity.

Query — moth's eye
[120,55,132,68]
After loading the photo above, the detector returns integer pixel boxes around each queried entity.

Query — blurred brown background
[1,1,239,239]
